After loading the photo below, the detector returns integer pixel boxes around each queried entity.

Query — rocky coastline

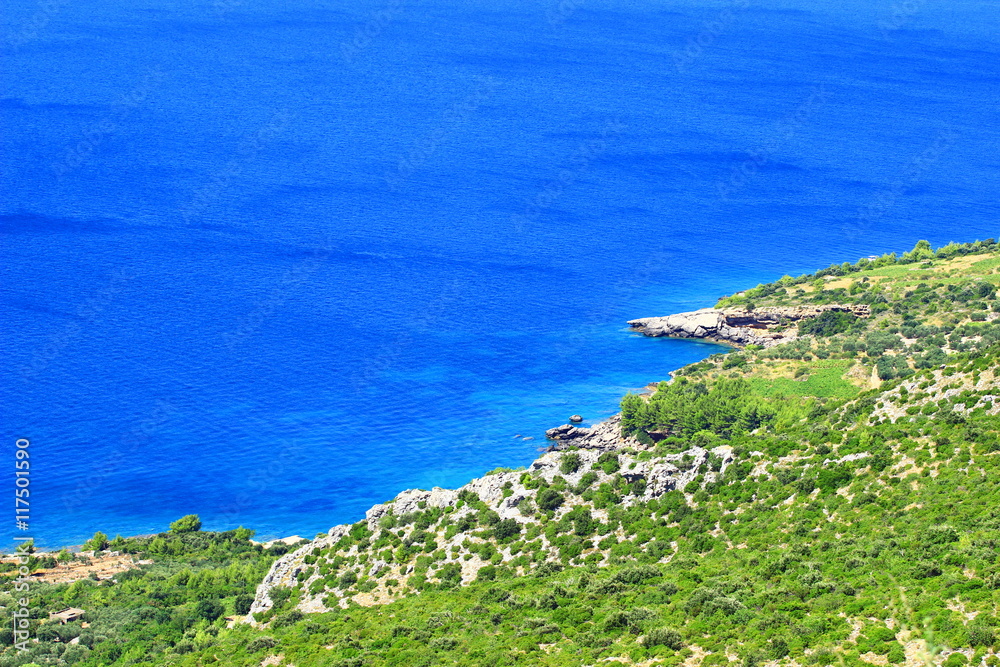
[543,414,640,452]
[627,304,870,348]
[247,421,722,621]
[246,303,867,621]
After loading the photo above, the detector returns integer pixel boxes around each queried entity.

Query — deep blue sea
[2,0,998,548]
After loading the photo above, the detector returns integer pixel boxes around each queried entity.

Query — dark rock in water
[569,414,583,423]
[523,436,533,441]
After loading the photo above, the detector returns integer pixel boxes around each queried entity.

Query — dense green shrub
[194,599,224,621]
[536,488,565,511]
[799,310,859,337]
[246,636,277,652]
[493,518,521,542]
[596,451,620,474]
[560,453,582,474]
[612,565,660,584]
[272,609,304,628]
[968,625,996,647]
[642,627,683,650]
[604,607,656,633]
[944,653,969,666]
[169,514,202,534]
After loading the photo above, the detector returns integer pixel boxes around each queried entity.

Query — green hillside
[3,239,999,667]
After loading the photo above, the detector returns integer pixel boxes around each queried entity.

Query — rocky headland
[627,304,870,348]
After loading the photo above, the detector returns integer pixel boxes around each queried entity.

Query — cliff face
[248,525,351,621]
[627,305,870,348]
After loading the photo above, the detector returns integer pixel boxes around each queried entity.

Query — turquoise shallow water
[1,0,998,547]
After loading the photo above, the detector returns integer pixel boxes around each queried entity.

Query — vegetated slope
[0,529,286,666]
[3,239,999,667]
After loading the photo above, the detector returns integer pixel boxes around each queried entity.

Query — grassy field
[746,359,860,399]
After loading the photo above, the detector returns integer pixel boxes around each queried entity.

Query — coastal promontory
[628,304,871,348]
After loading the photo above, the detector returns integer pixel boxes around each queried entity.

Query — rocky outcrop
[628,304,869,348]
[364,487,458,526]
[248,524,351,623]
[545,424,587,441]
[544,414,641,451]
